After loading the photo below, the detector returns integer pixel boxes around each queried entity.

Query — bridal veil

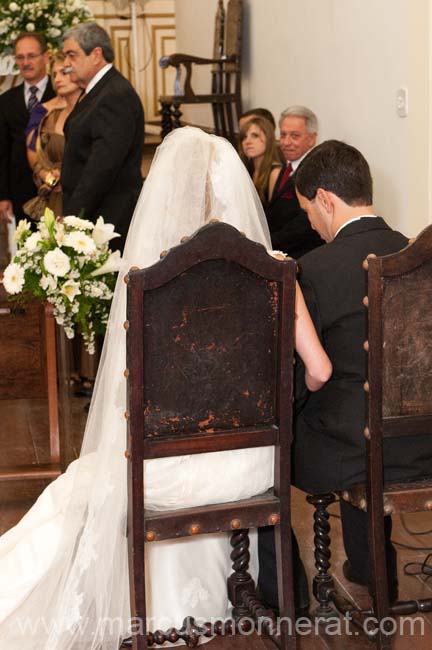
[0,127,275,649]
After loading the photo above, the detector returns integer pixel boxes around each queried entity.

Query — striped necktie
[27,85,39,112]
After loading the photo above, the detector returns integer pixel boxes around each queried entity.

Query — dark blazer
[61,67,145,251]
[293,217,432,494]
[0,79,55,219]
[265,166,323,258]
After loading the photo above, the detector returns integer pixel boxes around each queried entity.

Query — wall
[174,0,431,235]
[89,0,176,125]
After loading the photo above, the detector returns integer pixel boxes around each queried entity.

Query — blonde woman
[24,52,81,218]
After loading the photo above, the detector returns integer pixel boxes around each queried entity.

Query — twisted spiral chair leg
[306,493,337,617]
[172,103,182,129]
[227,528,255,618]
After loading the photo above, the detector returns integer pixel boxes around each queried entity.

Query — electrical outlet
[396,88,408,118]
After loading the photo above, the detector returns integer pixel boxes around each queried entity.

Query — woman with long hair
[0,127,331,649]
[239,116,282,209]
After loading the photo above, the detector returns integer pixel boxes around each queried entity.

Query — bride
[0,127,331,649]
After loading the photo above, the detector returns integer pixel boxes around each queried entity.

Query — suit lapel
[13,83,27,116]
[271,167,285,201]
[269,168,296,204]
[86,66,117,99]
[65,67,118,126]
[13,79,54,115]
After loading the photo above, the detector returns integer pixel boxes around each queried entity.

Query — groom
[61,22,144,252]
[259,140,432,610]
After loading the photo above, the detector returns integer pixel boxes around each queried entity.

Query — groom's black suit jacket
[265,166,323,259]
[293,217,432,494]
[62,67,144,250]
[0,80,55,218]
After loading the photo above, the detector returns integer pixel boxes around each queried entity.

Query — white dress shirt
[24,75,49,108]
[85,64,113,94]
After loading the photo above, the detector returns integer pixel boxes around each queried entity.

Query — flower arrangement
[0,0,92,55]
[2,209,122,354]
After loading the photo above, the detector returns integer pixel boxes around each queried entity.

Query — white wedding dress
[0,127,275,650]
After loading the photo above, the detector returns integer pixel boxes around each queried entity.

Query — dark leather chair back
[306,226,432,649]
[126,221,297,649]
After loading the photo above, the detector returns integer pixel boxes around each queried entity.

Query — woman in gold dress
[24,52,81,219]
[25,53,96,395]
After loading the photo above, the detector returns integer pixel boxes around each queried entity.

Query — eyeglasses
[15,53,44,63]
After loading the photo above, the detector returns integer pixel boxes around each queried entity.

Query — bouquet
[0,0,92,55]
[2,209,122,354]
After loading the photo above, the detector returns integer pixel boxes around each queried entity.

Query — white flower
[61,279,81,303]
[2,262,25,294]
[26,22,35,31]
[47,27,62,38]
[51,16,62,27]
[39,274,57,292]
[38,222,51,240]
[92,216,120,247]
[90,251,122,277]
[64,230,96,254]
[9,3,19,11]
[54,222,66,246]
[24,232,42,252]
[85,282,104,298]
[63,215,94,230]
[13,219,31,242]
[44,248,71,277]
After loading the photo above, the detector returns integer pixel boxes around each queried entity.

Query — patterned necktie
[27,85,39,112]
[277,162,293,191]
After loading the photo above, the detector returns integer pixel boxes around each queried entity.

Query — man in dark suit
[0,32,54,222]
[61,22,144,251]
[293,140,432,596]
[259,140,432,611]
[266,106,323,258]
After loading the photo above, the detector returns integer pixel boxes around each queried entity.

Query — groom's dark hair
[295,140,373,206]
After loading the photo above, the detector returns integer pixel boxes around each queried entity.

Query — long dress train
[0,127,275,650]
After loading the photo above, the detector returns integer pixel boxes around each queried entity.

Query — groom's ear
[315,188,332,214]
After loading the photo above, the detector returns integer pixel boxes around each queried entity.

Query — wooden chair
[0,297,63,481]
[125,222,297,649]
[306,225,432,647]
[159,0,243,144]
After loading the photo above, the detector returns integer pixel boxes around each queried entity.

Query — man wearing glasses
[0,32,55,222]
